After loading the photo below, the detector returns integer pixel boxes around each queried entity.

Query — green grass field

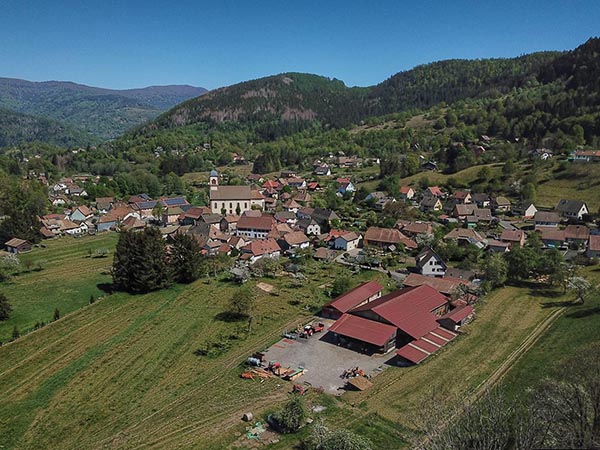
[501,265,600,397]
[0,233,595,449]
[0,234,118,342]
[0,236,383,449]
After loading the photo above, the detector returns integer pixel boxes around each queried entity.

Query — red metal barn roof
[395,327,457,364]
[439,305,474,324]
[396,344,429,364]
[351,285,448,339]
[327,313,397,347]
[323,280,384,314]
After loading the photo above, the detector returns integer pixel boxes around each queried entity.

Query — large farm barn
[324,282,474,364]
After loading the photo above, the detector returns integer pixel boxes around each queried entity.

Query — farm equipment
[247,357,261,367]
[283,331,299,339]
[341,367,366,379]
[299,322,325,338]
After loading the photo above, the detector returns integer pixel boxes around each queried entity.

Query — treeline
[0,174,47,244]
[112,228,205,293]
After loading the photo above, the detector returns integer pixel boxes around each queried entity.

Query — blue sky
[1,0,598,90]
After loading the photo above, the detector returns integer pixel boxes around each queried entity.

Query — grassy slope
[535,163,600,212]
[0,234,118,342]
[0,236,383,449]
[501,266,600,397]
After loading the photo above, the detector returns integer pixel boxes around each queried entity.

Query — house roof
[415,248,447,270]
[323,280,384,314]
[439,305,474,323]
[399,186,414,194]
[337,231,360,243]
[283,199,301,209]
[426,186,444,197]
[5,238,28,247]
[161,196,189,207]
[328,313,397,347]
[556,199,587,215]
[39,227,55,238]
[539,228,566,242]
[402,273,467,296]
[210,185,253,201]
[237,215,275,231]
[74,205,93,216]
[402,222,433,235]
[351,285,448,339]
[453,190,471,200]
[534,211,561,223]
[121,216,145,230]
[444,228,485,243]
[471,208,493,221]
[445,268,475,280]
[241,238,281,256]
[500,229,525,242]
[471,193,490,203]
[454,204,476,216]
[283,231,309,246]
[364,227,417,248]
[183,206,210,219]
[564,225,590,240]
[589,235,600,252]
[420,197,441,208]
[314,247,337,260]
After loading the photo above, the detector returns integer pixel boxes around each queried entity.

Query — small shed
[5,238,32,254]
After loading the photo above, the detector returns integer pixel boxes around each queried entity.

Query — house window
[245,203,248,209]
[230,202,233,209]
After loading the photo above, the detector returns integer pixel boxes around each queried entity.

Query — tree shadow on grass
[540,300,577,308]
[565,305,600,319]
[97,282,115,294]
[214,311,248,322]
[529,288,563,299]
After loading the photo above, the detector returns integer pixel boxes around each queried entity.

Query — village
[4,149,598,404]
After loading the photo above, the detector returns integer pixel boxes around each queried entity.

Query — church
[209,170,265,215]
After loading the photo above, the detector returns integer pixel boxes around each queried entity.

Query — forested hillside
[0,108,94,148]
[0,78,207,141]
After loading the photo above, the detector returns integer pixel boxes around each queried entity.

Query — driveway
[261,319,392,394]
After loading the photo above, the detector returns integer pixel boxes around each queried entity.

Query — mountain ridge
[0,78,207,142]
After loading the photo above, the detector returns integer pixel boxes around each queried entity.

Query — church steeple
[209,169,219,191]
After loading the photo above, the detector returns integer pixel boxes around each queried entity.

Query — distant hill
[141,73,367,138]
[0,78,207,141]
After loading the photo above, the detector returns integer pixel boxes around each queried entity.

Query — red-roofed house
[321,280,384,319]
[240,238,281,263]
[236,215,275,239]
[587,235,600,258]
[399,186,415,200]
[364,227,417,250]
